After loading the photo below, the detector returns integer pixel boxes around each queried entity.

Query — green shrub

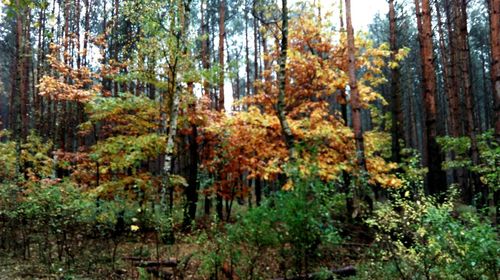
[438,130,500,198]
[361,191,499,280]
[194,174,342,279]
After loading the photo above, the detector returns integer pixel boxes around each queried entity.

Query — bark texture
[414,0,447,194]
[345,0,366,172]
[277,0,295,159]
[389,0,404,163]
[490,0,500,141]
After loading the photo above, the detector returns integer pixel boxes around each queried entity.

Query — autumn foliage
[198,12,402,203]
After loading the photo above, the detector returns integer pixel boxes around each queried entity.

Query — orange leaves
[37,43,96,102]
[198,11,403,196]
[200,106,287,183]
[37,38,124,103]
[38,75,95,102]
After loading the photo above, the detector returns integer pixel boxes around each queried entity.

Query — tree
[389,0,404,163]
[218,0,226,112]
[456,0,481,201]
[345,1,366,167]
[11,0,30,141]
[276,0,295,160]
[161,0,193,213]
[489,0,500,141]
[414,0,446,194]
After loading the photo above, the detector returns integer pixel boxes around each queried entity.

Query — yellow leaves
[169,174,188,188]
[378,42,390,51]
[282,180,294,191]
[367,157,403,188]
[200,105,287,191]
[130,225,140,232]
[310,108,327,125]
[387,47,409,69]
[18,133,54,182]
[396,47,410,61]
[389,61,400,69]
[359,83,383,105]
[363,131,403,188]
[365,131,391,156]
[0,132,17,181]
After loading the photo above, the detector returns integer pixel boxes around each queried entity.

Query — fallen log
[122,256,178,268]
[135,260,178,268]
[145,267,173,280]
[123,257,178,279]
[273,265,356,280]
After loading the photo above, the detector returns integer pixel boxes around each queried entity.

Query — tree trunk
[161,0,190,212]
[489,0,500,141]
[345,0,366,173]
[435,1,454,136]
[245,0,250,101]
[337,0,354,218]
[183,88,199,231]
[113,0,119,97]
[444,0,462,137]
[338,0,348,125]
[255,176,262,206]
[444,0,467,188]
[35,6,46,133]
[83,0,91,67]
[214,0,226,219]
[277,0,295,160]
[414,0,447,195]
[456,0,482,202]
[17,2,30,140]
[389,0,404,163]
[16,1,29,141]
[253,5,259,93]
[201,0,209,98]
[346,0,372,216]
[218,0,225,111]
[9,4,21,136]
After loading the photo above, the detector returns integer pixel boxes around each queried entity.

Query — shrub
[194,174,342,279]
[361,190,499,280]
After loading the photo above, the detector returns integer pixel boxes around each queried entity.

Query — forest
[0,0,499,278]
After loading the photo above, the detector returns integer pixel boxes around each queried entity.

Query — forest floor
[0,220,374,279]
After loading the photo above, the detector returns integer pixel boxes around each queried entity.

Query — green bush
[0,178,169,276]
[194,174,341,279]
[361,191,499,280]
[438,130,500,197]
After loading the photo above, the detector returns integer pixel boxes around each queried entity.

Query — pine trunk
[456,0,482,202]
[414,0,447,194]
[218,0,225,111]
[345,0,366,172]
[389,0,403,163]
[490,0,500,141]
[18,2,29,140]
[445,0,462,137]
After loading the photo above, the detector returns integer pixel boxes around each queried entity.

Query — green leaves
[84,93,159,136]
[0,130,17,181]
[437,134,479,170]
[365,191,499,280]
[437,130,500,191]
[92,133,165,173]
[224,175,341,277]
